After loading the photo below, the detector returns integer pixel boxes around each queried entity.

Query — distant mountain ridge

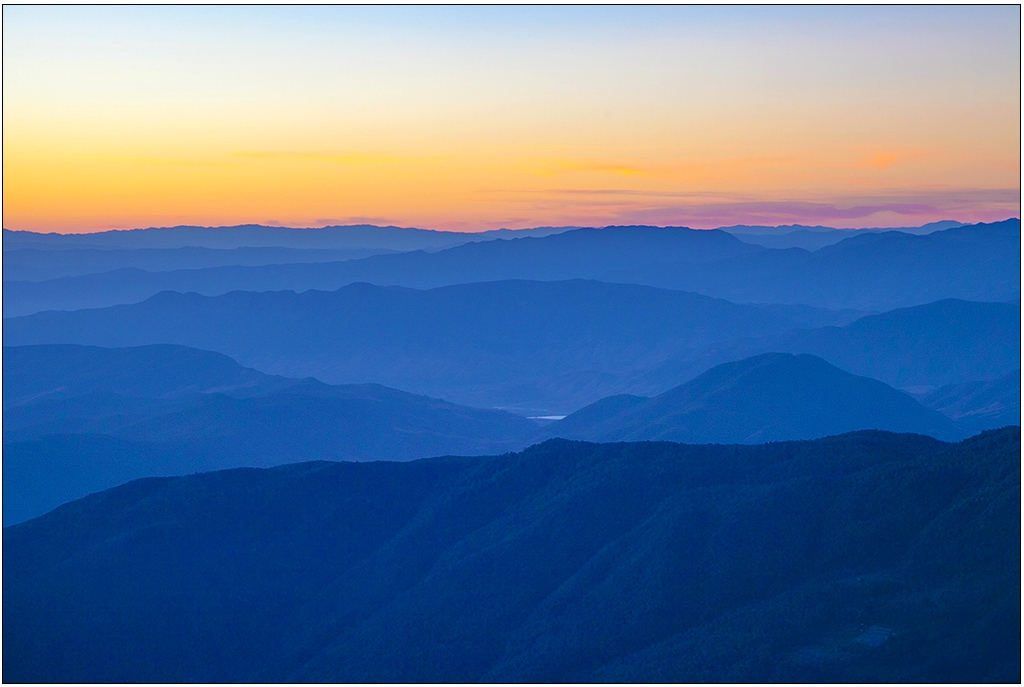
[2,225,761,315]
[763,298,1020,389]
[724,222,962,243]
[543,353,964,444]
[916,371,1021,435]
[4,218,954,249]
[4,343,275,404]
[2,223,578,251]
[4,219,1016,316]
[722,219,964,236]
[2,280,863,414]
[2,245,400,282]
[7,287,1017,414]
[631,298,1021,395]
[611,219,1020,309]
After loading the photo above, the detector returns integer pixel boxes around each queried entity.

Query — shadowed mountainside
[916,371,1021,435]
[4,429,1018,683]
[2,280,862,414]
[3,344,538,524]
[763,299,1020,389]
[4,343,278,404]
[543,353,964,444]
[632,298,1021,395]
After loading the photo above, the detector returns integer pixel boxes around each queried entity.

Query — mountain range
[3,212,1018,684]
[726,220,964,250]
[7,341,1012,526]
[720,220,964,237]
[6,282,1017,414]
[614,219,1019,310]
[543,353,964,443]
[916,371,1021,435]
[2,245,399,282]
[3,344,537,524]
[5,428,1017,682]
[3,219,960,251]
[2,279,864,413]
[2,224,759,315]
[2,223,577,251]
[631,298,1021,395]
[4,220,1016,316]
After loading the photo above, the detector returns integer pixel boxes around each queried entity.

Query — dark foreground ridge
[4,428,1019,683]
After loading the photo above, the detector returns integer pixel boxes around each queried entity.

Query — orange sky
[3,6,1020,233]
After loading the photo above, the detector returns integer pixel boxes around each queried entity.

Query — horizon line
[6,217,1021,237]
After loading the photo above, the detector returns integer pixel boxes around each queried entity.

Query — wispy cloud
[235,151,439,164]
[528,160,657,177]
[862,152,901,170]
[88,154,239,167]
[540,189,759,200]
[623,201,938,225]
[525,153,808,181]
[858,147,927,170]
[493,186,1018,229]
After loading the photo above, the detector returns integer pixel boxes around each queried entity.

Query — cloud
[525,153,810,181]
[613,201,939,227]
[557,161,651,176]
[501,185,1019,229]
[528,160,659,177]
[540,188,760,200]
[611,199,1016,229]
[235,151,438,164]
[863,152,900,170]
[858,147,928,170]
[92,155,238,167]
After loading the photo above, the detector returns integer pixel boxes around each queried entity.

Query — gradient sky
[3,5,1020,233]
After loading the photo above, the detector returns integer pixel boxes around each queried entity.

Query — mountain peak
[547,353,963,444]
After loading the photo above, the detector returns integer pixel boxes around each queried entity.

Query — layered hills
[765,299,1021,389]
[2,280,862,413]
[916,371,1021,435]
[4,219,1016,315]
[8,343,1008,525]
[2,225,759,315]
[725,220,963,250]
[8,341,1008,525]
[5,429,1018,683]
[632,298,1021,394]
[2,223,575,252]
[3,215,1017,684]
[2,245,396,282]
[6,283,1017,413]
[544,353,964,443]
[616,219,1019,309]
[3,344,537,524]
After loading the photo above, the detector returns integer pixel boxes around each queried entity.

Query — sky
[3,5,1020,233]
